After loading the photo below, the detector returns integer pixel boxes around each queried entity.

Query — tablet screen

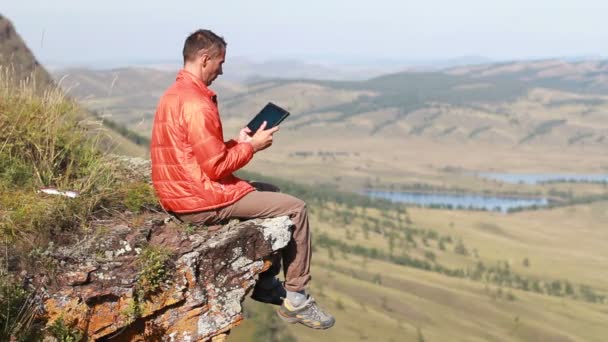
[247,102,290,132]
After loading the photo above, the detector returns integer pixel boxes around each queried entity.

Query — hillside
[54,59,608,148]
[221,66,608,146]
[0,14,53,87]
[52,61,608,194]
[447,59,608,93]
[0,14,147,157]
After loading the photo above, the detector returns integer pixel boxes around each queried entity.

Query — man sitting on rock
[150,29,335,330]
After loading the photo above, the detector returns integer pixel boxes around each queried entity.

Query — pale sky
[4,0,608,66]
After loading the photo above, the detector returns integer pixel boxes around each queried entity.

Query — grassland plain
[231,200,608,342]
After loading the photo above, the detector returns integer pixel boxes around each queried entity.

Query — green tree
[438,239,446,251]
[564,281,574,296]
[454,240,469,256]
[417,327,426,342]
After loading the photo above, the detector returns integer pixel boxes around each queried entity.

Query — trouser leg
[249,182,282,279]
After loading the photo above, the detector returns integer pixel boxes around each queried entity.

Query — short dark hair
[182,29,227,63]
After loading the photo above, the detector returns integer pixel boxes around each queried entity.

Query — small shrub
[121,181,158,213]
[47,316,84,342]
[0,271,38,341]
[454,240,469,256]
[424,251,436,262]
[119,247,172,325]
[121,297,143,325]
[137,247,171,296]
[336,298,346,311]
[417,327,426,342]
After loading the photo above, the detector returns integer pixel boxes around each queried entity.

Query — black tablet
[246,102,290,132]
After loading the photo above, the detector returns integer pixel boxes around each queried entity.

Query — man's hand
[237,127,253,143]
[249,121,279,153]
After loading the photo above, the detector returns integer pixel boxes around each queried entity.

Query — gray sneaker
[277,295,335,330]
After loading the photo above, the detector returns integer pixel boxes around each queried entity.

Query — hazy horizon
[4,0,608,68]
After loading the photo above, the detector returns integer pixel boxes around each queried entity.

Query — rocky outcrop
[41,214,293,341]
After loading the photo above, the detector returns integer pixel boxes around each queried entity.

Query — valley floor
[231,201,608,341]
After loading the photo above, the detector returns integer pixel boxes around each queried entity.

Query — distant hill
[222,56,410,82]
[53,67,246,136]
[446,59,608,93]
[75,57,412,82]
[56,67,245,100]
[51,59,608,192]
[54,59,608,148]
[220,59,608,147]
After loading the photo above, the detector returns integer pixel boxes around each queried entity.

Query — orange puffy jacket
[150,69,254,213]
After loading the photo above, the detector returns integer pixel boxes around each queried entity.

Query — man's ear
[198,50,211,67]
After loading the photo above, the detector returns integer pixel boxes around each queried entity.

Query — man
[150,29,334,330]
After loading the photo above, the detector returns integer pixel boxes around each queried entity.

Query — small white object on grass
[38,187,80,198]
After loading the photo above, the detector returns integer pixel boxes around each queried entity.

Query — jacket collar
[176,69,217,99]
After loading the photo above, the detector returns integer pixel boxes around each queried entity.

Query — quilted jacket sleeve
[184,101,254,181]
[225,139,238,149]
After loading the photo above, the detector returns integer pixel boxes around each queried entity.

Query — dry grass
[0,68,114,244]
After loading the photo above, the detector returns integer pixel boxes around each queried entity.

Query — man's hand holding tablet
[238,121,279,152]
[236,102,289,152]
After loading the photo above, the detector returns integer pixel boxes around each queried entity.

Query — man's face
[203,48,225,86]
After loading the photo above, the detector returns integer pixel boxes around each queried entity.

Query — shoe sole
[276,309,335,330]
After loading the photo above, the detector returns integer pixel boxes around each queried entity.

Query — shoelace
[304,297,328,321]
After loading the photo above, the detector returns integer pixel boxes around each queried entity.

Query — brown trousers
[176,182,311,292]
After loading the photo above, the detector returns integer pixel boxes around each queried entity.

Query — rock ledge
[42,215,293,341]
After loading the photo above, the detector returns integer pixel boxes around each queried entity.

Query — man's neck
[183,64,209,86]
